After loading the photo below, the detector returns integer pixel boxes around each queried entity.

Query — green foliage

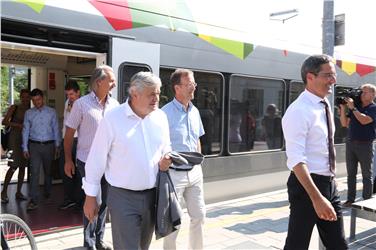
[1,66,28,116]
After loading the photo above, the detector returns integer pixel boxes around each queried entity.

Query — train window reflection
[160,68,224,156]
[118,63,151,103]
[289,81,304,104]
[229,75,285,153]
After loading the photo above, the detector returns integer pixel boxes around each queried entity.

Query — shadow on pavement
[206,200,289,218]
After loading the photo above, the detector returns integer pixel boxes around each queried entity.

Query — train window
[334,85,348,144]
[289,81,305,104]
[118,63,151,103]
[229,75,285,153]
[160,68,224,156]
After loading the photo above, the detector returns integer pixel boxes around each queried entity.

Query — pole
[9,66,15,105]
[322,0,334,56]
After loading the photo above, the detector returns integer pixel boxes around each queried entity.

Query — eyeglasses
[313,72,337,79]
[180,81,197,87]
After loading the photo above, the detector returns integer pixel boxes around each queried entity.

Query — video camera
[335,87,362,106]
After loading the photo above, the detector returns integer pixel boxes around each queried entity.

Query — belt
[169,166,194,171]
[29,140,55,145]
[291,172,334,182]
[112,185,156,193]
[310,173,334,182]
[350,140,373,144]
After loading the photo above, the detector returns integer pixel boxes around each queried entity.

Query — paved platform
[34,175,375,249]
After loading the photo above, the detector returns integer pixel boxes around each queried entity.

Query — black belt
[112,185,156,193]
[350,140,373,144]
[169,166,194,171]
[291,171,334,182]
[29,140,54,145]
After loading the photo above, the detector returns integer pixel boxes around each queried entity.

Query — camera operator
[340,83,376,207]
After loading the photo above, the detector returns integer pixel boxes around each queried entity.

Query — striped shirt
[65,92,119,162]
[22,105,60,151]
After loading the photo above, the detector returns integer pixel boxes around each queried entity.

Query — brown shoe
[342,200,353,208]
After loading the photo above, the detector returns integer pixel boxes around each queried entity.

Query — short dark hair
[30,88,43,97]
[20,89,30,95]
[301,54,333,84]
[65,80,80,92]
[170,68,193,93]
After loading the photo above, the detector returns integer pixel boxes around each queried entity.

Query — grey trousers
[346,141,374,201]
[29,142,55,203]
[77,159,108,248]
[107,185,156,250]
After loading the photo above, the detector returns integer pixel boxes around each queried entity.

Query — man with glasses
[282,54,347,249]
[162,68,206,250]
[340,83,376,207]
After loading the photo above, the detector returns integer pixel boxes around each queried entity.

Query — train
[2,0,376,205]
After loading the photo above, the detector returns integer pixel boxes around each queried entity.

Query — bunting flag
[88,0,254,59]
[336,60,376,76]
[14,0,45,13]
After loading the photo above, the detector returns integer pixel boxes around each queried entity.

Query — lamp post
[322,0,334,56]
[9,66,15,105]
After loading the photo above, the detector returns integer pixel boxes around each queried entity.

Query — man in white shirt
[282,55,348,250]
[83,72,172,250]
[65,65,119,250]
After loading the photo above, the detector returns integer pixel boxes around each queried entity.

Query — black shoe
[96,241,112,250]
[59,200,76,210]
[27,201,38,211]
[44,193,51,199]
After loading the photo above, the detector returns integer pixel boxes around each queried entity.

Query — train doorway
[1,41,106,234]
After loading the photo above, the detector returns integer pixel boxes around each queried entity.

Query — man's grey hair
[361,83,376,97]
[128,72,161,96]
[89,65,114,91]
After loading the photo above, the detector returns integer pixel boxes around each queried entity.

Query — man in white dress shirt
[83,72,172,250]
[282,55,348,250]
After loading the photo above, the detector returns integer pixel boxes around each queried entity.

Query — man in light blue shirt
[23,88,60,211]
[162,69,205,250]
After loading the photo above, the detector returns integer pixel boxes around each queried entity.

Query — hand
[345,97,355,110]
[159,154,172,171]
[83,196,99,223]
[64,160,75,178]
[23,151,30,159]
[312,195,337,221]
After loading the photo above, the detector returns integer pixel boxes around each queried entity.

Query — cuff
[82,177,101,197]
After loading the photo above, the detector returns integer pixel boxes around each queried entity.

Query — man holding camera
[340,83,376,207]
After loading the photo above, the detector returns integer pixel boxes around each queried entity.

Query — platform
[29,175,375,250]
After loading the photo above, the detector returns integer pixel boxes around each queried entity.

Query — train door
[111,38,160,103]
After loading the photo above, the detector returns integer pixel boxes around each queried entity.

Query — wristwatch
[351,107,357,112]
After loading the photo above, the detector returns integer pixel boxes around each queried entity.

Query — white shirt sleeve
[282,107,308,170]
[82,117,113,196]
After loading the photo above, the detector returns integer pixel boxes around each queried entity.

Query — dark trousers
[58,138,84,205]
[346,141,374,201]
[76,159,108,248]
[107,185,156,250]
[29,142,54,203]
[284,173,348,250]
